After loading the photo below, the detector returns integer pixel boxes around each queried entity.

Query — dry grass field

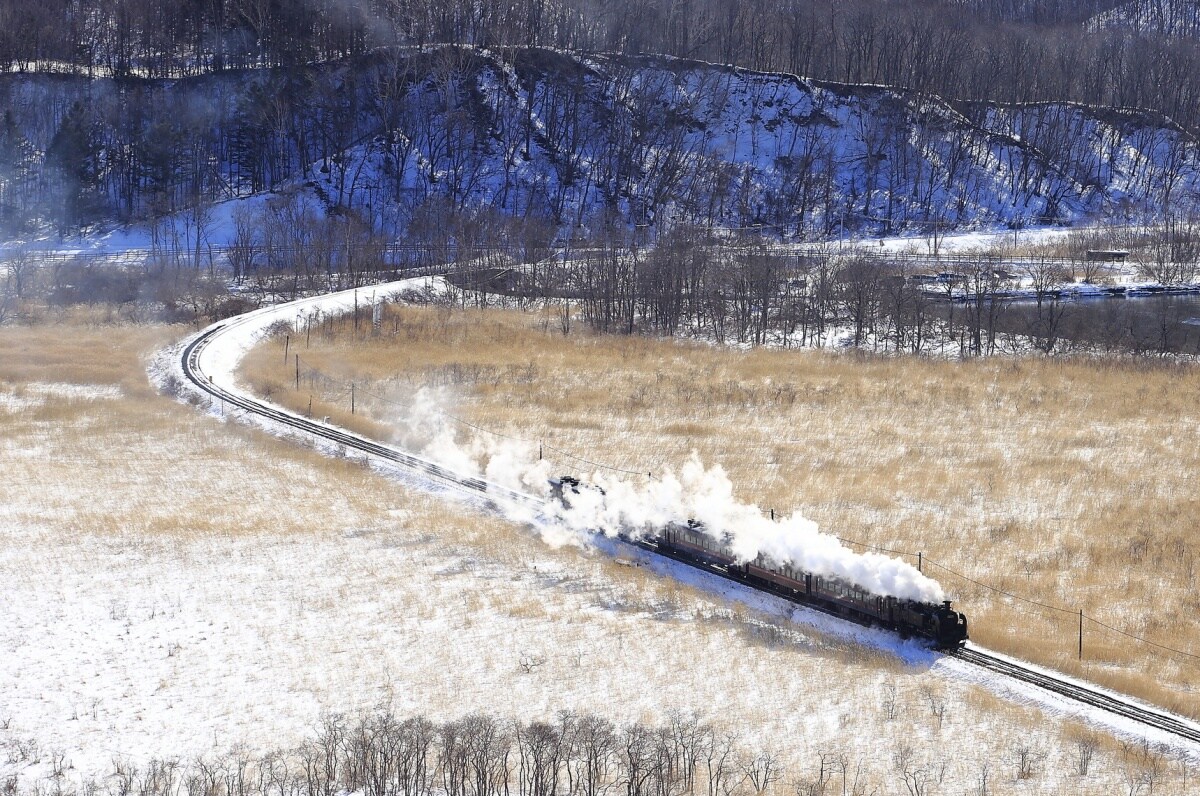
[239,298,1200,719]
[2,309,1197,795]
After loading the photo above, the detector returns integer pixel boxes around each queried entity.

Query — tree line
[5,0,1200,136]
[5,705,1182,796]
[0,710,815,796]
[7,212,1200,355]
[486,227,1200,357]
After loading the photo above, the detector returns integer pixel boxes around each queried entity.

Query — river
[997,293,1200,355]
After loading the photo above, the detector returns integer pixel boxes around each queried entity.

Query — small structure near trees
[1085,250,1130,263]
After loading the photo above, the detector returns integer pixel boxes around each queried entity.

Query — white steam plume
[388,388,944,604]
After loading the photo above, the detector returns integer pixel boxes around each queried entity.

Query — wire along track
[179,305,1200,748]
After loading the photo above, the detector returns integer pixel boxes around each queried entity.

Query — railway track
[178,297,1200,749]
[950,647,1200,744]
[181,318,543,514]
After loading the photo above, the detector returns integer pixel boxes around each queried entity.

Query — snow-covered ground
[3,272,1200,794]
[189,283,1200,750]
[872,226,1075,254]
[0,190,322,259]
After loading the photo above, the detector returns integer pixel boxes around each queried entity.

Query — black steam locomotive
[551,477,969,649]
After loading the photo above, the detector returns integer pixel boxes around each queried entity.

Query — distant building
[1085,250,1129,262]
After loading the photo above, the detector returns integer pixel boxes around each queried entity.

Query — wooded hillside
[4,2,1200,238]
[3,1,1199,129]
[4,46,1200,239]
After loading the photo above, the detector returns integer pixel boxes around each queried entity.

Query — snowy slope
[308,50,1101,234]
[5,47,1200,242]
[960,100,1200,213]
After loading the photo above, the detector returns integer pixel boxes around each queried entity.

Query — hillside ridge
[2,47,1199,240]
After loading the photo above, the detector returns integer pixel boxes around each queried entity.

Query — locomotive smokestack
[944,600,952,610]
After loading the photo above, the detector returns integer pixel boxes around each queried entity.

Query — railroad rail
[178,295,1200,749]
[952,647,1200,744]
[181,318,543,514]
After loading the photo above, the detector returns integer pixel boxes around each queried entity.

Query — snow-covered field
[4,287,1200,793]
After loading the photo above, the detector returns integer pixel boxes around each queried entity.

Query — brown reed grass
[240,301,1200,717]
[7,315,1200,792]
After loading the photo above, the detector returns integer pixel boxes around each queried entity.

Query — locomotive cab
[549,475,606,508]
[933,600,969,648]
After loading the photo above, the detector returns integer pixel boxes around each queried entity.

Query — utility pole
[1079,609,1083,660]
[283,334,289,364]
[351,382,355,415]
[295,354,300,390]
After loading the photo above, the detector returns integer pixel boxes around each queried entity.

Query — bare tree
[1013,744,1043,780]
[739,751,782,795]
[1072,732,1098,777]
[900,764,931,796]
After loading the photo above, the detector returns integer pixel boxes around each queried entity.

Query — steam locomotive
[551,477,969,649]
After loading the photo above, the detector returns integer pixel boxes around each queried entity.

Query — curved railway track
[179,303,1200,749]
[181,319,543,514]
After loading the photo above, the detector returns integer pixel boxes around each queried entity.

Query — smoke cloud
[390,387,944,604]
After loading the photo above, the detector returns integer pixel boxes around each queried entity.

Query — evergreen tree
[0,110,33,234]
[45,101,103,233]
